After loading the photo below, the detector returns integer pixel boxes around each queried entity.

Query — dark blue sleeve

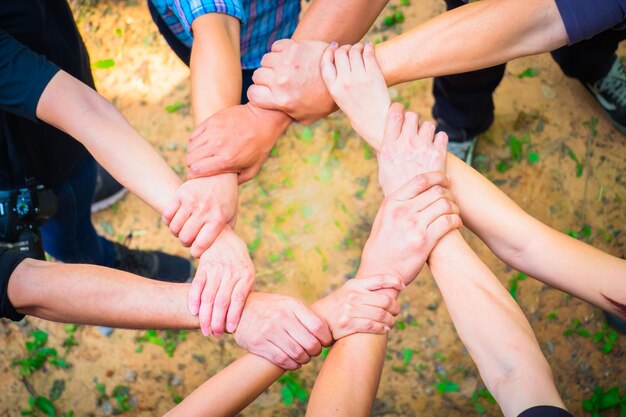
[0,29,60,122]
[517,406,574,417]
[555,0,626,44]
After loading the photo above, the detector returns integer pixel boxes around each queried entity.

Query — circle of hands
[161,41,462,370]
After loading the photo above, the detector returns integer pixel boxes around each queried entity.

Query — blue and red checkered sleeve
[169,0,246,34]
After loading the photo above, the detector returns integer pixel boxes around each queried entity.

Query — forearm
[165,353,283,417]
[446,154,626,317]
[428,231,564,417]
[293,0,388,43]
[36,71,181,213]
[190,13,242,123]
[8,259,198,329]
[376,0,567,86]
[306,263,395,417]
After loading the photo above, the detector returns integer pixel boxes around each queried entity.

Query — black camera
[0,185,57,260]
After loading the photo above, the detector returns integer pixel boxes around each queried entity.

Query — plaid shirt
[150,0,300,69]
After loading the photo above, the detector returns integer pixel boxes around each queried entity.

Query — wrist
[246,102,292,131]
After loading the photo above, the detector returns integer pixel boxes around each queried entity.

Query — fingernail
[201,327,210,337]
[214,331,223,339]
[226,322,235,333]
[365,40,371,45]
[330,41,338,47]
[384,326,391,332]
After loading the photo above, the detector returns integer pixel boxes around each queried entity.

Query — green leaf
[165,102,184,113]
[302,126,313,143]
[281,385,294,406]
[35,397,55,417]
[517,68,538,78]
[436,381,459,393]
[599,388,621,409]
[576,162,584,178]
[49,380,66,401]
[496,160,511,173]
[527,151,540,164]
[92,59,115,69]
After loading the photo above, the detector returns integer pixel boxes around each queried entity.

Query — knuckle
[214,297,230,308]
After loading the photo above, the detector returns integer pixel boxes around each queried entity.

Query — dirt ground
[1,1,625,416]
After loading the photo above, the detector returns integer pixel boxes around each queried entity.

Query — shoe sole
[581,82,626,135]
[91,188,128,213]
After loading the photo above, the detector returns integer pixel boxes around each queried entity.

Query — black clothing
[0,248,26,321]
[0,0,92,188]
[518,406,575,417]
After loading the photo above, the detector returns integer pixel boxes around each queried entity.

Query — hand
[190,227,255,337]
[247,39,337,124]
[361,172,462,285]
[234,292,333,370]
[163,175,238,257]
[311,275,403,341]
[378,103,449,196]
[185,103,291,183]
[320,42,391,148]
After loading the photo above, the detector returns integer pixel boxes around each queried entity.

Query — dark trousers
[147,0,254,105]
[432,0,626,137]
[40,156,116,266]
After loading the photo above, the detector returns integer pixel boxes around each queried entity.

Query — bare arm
[429,231,565,417]
[446,154,626,318]
[8,258,198,329]
[36,70,181,214]
[377,0,567,85]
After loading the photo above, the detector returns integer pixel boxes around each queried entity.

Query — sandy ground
[1,1,625,416]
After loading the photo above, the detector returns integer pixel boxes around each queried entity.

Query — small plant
[564,145,584,178]
[277,372,308,406]
[434,369,459,394]
[62,325,79,356]
[592,323,618,354]
[471,388,496,414]
[582,386,625,417]
[391,348,414,373]
[167,385,183,405]
[508,272,527,301]
[135,330,187,358]
[164,102,185,113]
[95,383,134,414]
[517,68,539,78]
[563,318,591,338]
[496,134,539,173]
[21,380,72,417]
[583,116,599,137]
[13,330,70,376]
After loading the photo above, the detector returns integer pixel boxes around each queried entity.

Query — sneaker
[435,118,478,165]
[582,57,626,135]
[112,242,192,283]
[92,163,127,213]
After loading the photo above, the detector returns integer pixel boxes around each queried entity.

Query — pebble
[101,402,113,415]
[98,326,114,337]
[169,374,183,387]
[124,370,137,382]
[544,340,555,354]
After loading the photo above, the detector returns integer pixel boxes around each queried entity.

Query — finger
[246,84,275,109]
[391,171,448,201]
[198,265,222,336]
[225,272,254,333]
[168,205,192,237]
[399,111,419,144]
[185,143,214,166]
[419,197,460,228]
[210,267,239,338]
[356,274,405,292]
[178,213,205,248]
[188,155,239,178]
[291,302,333,346]
[190,221,224,258]
[348,43,365,75]
[363,41,380,73]
[188,268,207,316]
[320,43,339,87]
[161,196,181,226]
[274,329,311,365]
[189,124,207,142]
[237,165,259,184]
[350,304,396,329]
[260,52,279,68]
[271,38,292,53]
[333,45,351,75]
[434,130,449,150]
[360,292,402,316]
[407,184,454,212]
[418,120,436,144]
[267,340,300,370]
[340,317,390,337]
[283,322,317,363]
[382,102,405,144]
[426,213,463,243]
[251,67,275,86]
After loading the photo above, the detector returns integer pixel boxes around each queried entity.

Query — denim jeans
[39,156,116,266]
